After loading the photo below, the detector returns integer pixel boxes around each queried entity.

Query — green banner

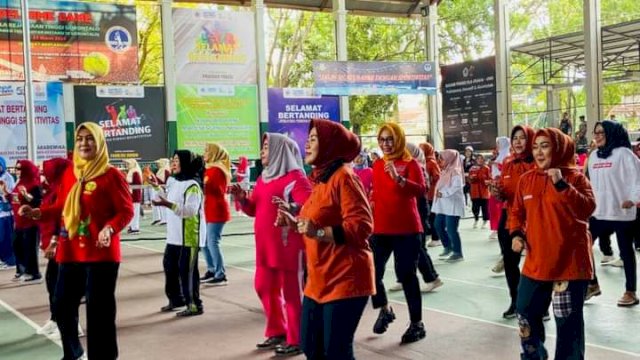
[176,85,260,158]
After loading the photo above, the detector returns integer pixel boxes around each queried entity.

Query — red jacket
[129,172,142,203]
[204,167,231,223]
[509,169,595,281]
[425,159,440,201]
[11,186,41,230]
[371,159,425,235]
[498,156,535,209]
[469,164,491,199]
[41,167,134,263]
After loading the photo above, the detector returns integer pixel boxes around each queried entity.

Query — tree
[137,3,164,85]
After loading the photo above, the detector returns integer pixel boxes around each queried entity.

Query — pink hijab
[436,149,463,191]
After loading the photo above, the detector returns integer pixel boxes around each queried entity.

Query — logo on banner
[190,23,246,64]
[99,103,151,139]
[106,27,132,53]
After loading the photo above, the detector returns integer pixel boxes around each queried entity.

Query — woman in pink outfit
[353,150,373,196]
[234,156,250,212]
[230,133,312,357]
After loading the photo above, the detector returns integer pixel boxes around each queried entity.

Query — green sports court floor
[1,214,639,359]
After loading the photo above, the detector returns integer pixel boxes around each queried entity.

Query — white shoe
[601,255,615,265]
[473,220,478,229]
[421,278,444,293]
[427,240,442,247]
[388,283,403,292]
[481,221,488,229]
[609,258,624,268]
[0,262,16,271]
[491,258,505,273]
[78,323,85,337]
[489,232,498,240]
[37,320,58,335]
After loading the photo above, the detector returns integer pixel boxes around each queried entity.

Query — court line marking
[0,298,62,347]
[123,242,640,358]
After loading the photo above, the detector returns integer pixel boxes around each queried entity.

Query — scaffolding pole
[20,0,37,162]
[333,0,350,125]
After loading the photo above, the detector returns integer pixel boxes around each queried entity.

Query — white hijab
[492,136,511,178]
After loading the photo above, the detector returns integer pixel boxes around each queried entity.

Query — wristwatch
[316,228,326,238]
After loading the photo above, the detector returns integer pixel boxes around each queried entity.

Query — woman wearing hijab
[10,159,42,283]
[152,150,207,317]
[230,133,312,356]
[353,150,373,196]
[19,122,134,360]
[468,154,491,229]
[370,123,426,344]
[0,156,16,269]
[489,137,511,240]
[588,120,640,306]
[432,149,466,262]
[200,143,232,286]
[36,158,77,338]
[509,128,595,359]
[123,159,142,234]
[420,143,441,247]
[151,158,171,226]
[278,119,374,359]
[234,156,250,212]
[463,146,476,206]
[493,125,536,319]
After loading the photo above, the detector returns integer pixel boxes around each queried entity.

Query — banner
[0,82,66,162]
[313,61,436,95]
[173,9,256,84]
[176,85,260,158]
[268,88,340,155]
[74,86,166,161]
[441,57,498,151]
[0,0,138,83]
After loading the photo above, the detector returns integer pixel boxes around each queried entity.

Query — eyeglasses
[378,137,394,144]
[593,130,605,136]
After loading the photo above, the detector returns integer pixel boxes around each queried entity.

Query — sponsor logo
[105,26,132,53]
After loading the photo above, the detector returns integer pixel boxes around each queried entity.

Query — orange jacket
[508,168,595,281]
[300,165,375,303]
[498,156,535,209]
[468,164,490,199]
[425,159,440,201]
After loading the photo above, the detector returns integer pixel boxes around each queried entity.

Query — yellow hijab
[204,143,231,181]
[378,123,412,162]
[63,122,110,239]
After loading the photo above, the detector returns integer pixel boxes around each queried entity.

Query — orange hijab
[377,123,412,162]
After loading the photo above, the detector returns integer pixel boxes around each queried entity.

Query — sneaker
[609,258,624,268]
[373,307,395,334]
[127,229,140,235]
[11,273,24,282]
[481,221,488,229]
[445,254,464,263]
[200,271,214,282]
[473,220,478,229]
[37,320,58,335]
[421,278,443,293]
[427,240,442,247]
[489,231,498,240]
[274,344,303,356]
[617,292,639,307]
[600,255,615,264]
[400,322,426,344]
[502,304,516,319]
[0,262,16,271]
[158,222,167,226]
[585,284,601,301]
[151,220,160,226]
[176,305,203,317]
[438,249,452,259]
[388,283,403,292]
[22,275,43,285]
[160,302,185,312]
[76,354,88,360]
[204,276,227,286]
[256,335,286,349]
[491,258,505,273]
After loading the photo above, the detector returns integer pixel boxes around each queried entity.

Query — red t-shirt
[204,167,231,223]
[41,167,134,263]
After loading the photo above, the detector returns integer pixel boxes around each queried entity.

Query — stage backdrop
[74,86,166,161]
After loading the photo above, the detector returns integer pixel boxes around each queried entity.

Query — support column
[161,0,177,155]
[20,0,37,161]
[425,1,442,149]
[333,0,350,127]
[546,86,560,127]
[584,0,602,137]
[253,0,268,131]
[494,0,512,137]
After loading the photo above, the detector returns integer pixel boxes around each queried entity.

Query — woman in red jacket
[493,125,536,319]
[20,122,134,360]
[124,159,142,234]
[10,159,42,283]
[468,154,491,229]
[370,122,426,344]
[420,142,441,247]
[509,128,595,360]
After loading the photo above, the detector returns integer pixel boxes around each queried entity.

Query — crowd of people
[0,117,639,360]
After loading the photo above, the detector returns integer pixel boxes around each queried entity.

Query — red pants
[489,196,502,231]
[255,265,303,346]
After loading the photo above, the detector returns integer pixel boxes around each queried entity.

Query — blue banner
[268,88,340,156]
[313,61,437,95]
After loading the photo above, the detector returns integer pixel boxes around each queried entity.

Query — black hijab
[173,150,195,181]
[596,120,631,159]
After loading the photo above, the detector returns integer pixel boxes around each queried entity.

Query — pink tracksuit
[241,170,311,346]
